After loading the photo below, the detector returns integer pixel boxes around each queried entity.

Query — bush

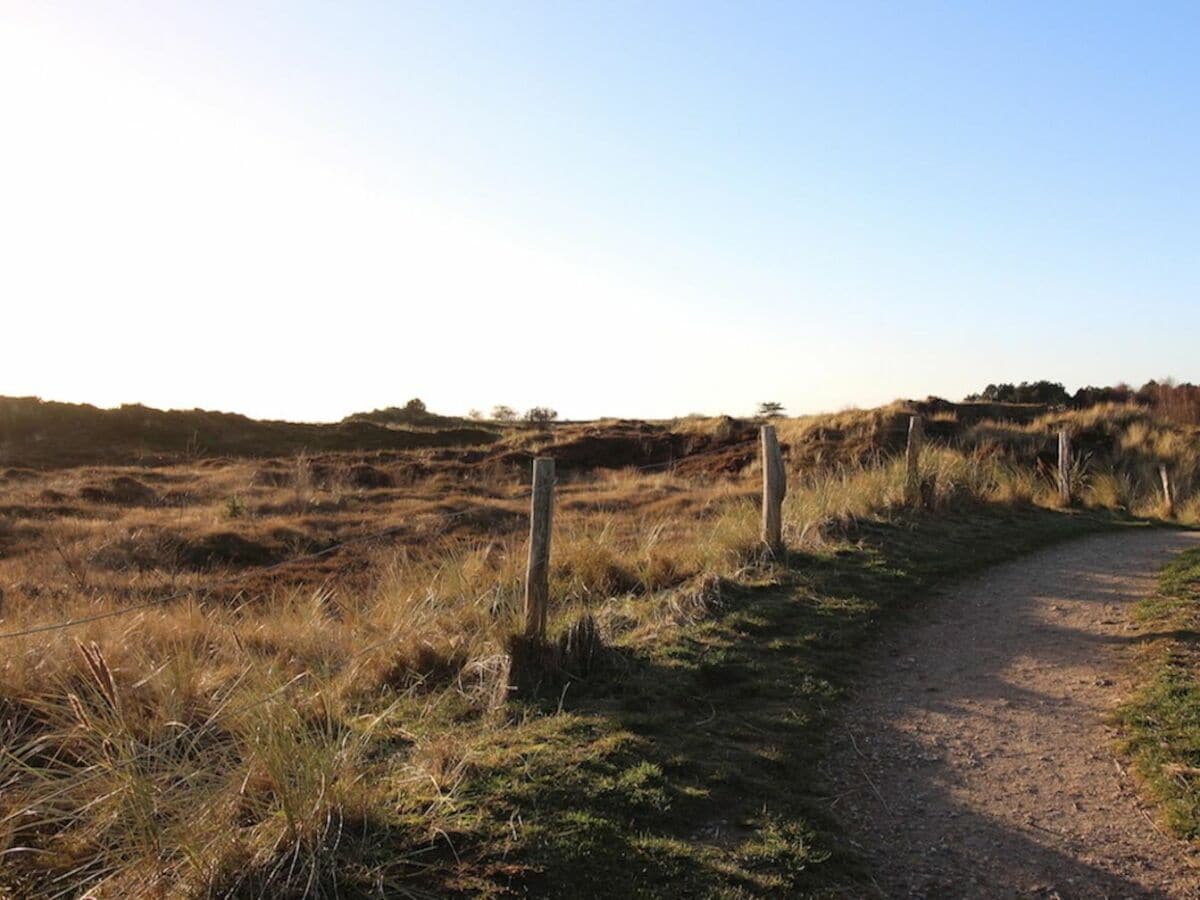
[965,381,1071,406]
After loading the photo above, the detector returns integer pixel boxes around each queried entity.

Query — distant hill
[0,396,501,468]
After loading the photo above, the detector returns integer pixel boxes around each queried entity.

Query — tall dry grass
[0,466,767,895]
[1,403,1197,895]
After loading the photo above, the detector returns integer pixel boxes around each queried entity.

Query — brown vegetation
[0,396,1197,895]
[0,396,502,467]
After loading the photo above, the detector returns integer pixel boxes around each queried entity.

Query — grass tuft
[1115,547,1200,839]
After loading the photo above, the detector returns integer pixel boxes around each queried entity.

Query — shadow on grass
[464,505,1143,897]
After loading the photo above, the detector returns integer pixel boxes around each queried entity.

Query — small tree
[757,401,785,418]
[467,409,484,421]
[491,405,518,422]
[525,407,559,425]
[403,398,427,415]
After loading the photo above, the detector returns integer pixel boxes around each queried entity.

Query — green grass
[433,506,1125,897]
[1116,545,1200,840]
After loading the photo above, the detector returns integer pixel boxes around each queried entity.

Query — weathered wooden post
[1160,464,1175,518]
[760,425,785,556]
[1057,428,1073,506]
[524,457,555,640]
[905,414,924,506]
[775,438,787,503]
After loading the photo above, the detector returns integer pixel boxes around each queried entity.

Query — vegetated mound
[341,403,472,429]
[421,503,526,537]
[781,405,933,467]
[179,531,289,570]
[346,463,393,488]
[251,463,293,487]
[779,399,1198,478]
[6,394,1192,486]
[912,397,1050,425]
[1,467,39,482]
[0,396,502,468]
[488,418,761,477]
[88,526,301,573]
[249,459,402,492]
[79,475,160,506]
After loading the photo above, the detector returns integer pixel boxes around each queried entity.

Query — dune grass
[1115,546,1200,840]
[456,505,1125,898]
[0,402,1196,895]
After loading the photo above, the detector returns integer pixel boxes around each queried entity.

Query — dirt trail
[826,528,1200,899]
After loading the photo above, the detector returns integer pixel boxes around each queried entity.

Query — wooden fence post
[760,425,785,556]
[1160,464,1175,518]
[1058,428,1072,506]
[905,415,924,506]
[524,457,555,640]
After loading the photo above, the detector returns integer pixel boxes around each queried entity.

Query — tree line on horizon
[964,379,1200,424]
[344,398,560,427]
[345,381,1200,432]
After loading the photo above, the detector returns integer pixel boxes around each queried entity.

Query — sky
[2,2,1197,421]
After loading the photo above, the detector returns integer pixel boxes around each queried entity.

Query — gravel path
[826,528,1200,899]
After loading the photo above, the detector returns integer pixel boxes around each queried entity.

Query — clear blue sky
[2,2,1197,420]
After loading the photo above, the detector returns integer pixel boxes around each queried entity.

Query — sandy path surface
[826,528,1200,899]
